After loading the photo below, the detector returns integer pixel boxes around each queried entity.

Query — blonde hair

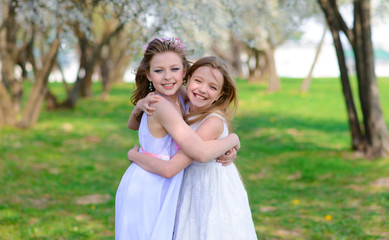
[131,38,192,105]
[184,56,238,130]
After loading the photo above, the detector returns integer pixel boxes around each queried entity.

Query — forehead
[150,52,183,67]
[192,66,223,85]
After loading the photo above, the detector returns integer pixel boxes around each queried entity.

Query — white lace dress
[173,113,258,240]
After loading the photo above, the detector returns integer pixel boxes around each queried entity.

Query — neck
[188,105,196,114]
[156,91,182,113]
[189,105,208,115]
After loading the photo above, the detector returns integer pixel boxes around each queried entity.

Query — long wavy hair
[130,38,192,105]
[184,56,238,131]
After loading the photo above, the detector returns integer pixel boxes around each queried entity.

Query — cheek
[212,92,222,101]
[186,81,195,90]
[148,72,158,80]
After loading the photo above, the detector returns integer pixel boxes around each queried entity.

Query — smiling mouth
[163,83,175,88]
[194,93,206,100]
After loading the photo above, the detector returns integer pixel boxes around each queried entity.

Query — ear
[146,73,151,81]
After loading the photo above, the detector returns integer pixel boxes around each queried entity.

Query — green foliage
[1,78,389,239]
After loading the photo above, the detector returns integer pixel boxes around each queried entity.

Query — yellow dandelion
[91,205,96,210]
[325,215,332,221]
[289,219,294,223]
[292,199,300,205]
[270,117,276,123]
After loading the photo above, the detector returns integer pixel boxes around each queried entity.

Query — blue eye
[172,67,180,71]
[154,69,163,73]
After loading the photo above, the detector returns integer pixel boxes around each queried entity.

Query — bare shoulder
[150,98,183,126]
[149,97,170,108]
[150,98,175,113]
[196,115,224,140]
[202,115,224,128]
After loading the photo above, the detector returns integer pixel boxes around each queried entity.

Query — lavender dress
[115,95,185,240]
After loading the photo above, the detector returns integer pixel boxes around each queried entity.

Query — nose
[164,70,172,79]
[198,84,206,93]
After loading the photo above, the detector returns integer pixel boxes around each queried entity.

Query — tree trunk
[318,0,389,157]
[331,24,364,151]
[264,43,280,91]
[0,82,16,126]
[353,0,389,156]
[318,0,364,151]
[301,25,327,92]
[230,32,243,78]
[60,34,89,108]
[80,61,94,98]
[100,50,132,101]
[0,0,17,90]
[18,38,60,128]
[0,0,20,126]
[45,89,59,110]
[56,59,70,94]
[248,49,266,83]
[61,23,125,108]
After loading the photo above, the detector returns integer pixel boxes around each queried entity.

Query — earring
[149,82,153,91]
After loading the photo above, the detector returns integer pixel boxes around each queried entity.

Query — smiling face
[147,51,185,99]
[187,66,224,112]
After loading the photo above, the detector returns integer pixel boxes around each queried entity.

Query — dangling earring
[149,82,153,91]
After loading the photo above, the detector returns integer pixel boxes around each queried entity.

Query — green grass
[1,77,389,239]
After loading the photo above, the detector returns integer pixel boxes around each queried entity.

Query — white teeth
[164,83,174,87]
[195,94,205,100]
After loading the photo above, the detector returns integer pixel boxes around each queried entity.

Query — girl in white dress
[128,56,258,239]
[115,39,240,240]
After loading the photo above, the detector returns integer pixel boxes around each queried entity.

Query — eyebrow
[193,74,220,86]
[152,64,181,68]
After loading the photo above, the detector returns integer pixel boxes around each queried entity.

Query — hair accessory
[149,82,153,91]
[144,37,185,52]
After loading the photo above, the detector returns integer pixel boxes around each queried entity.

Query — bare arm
[128,148,192,178]
[128,116,231,178]
[127,92,164,130]
[153,100,239,162]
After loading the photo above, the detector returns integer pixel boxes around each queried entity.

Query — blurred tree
[300,24,327,92]
[0,0,69,128]
[0,0,195,126]
[317,0,389,157]
[229,0,318,91]
[99,21,140,101]
[0,0,21,126]
[59,0,130,108]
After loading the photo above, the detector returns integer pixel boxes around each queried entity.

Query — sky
[275,11,389,78]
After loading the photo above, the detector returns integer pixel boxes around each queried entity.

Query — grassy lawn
[1,77,388,239]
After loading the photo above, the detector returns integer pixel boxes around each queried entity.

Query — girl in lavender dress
[115,39,240,240]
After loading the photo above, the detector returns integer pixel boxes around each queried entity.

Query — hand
[216,148,237,166]
[127,145,140,163]
[137,92,164,115]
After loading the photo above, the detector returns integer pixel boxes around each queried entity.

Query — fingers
[130,144,139,152]
[217,158,233,166]
[216,147,237,166]
[144,105,156,115]
[143,95,162,115]
[133,144,139,151]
